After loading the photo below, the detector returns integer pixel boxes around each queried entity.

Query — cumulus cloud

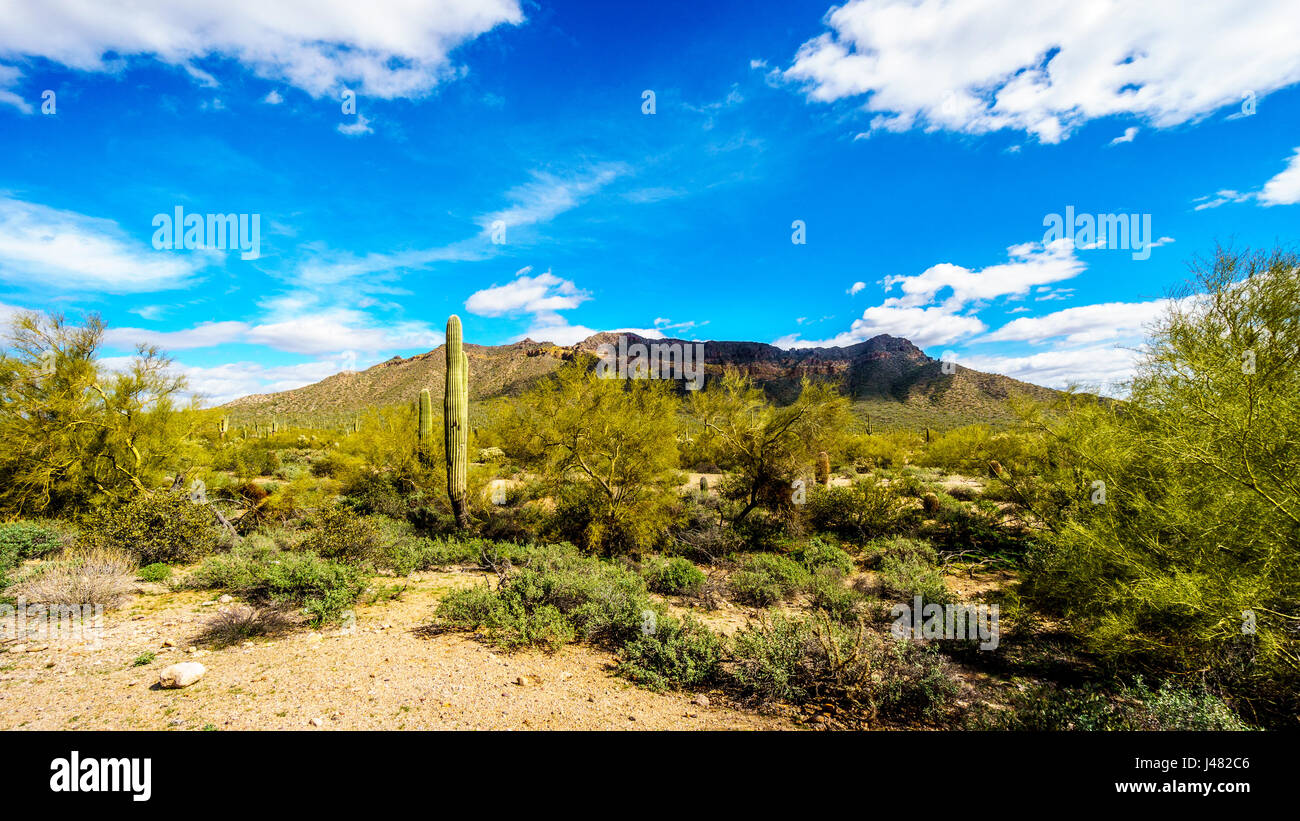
[464,269,589,317]
[0,196,200,293]
[0,0,524,99]
[985,299,1170,345]
[783,0,1300,143]
[1259,147,1300,206]
[776,240,1084,350]
[959,346,1142,394]
[846,281,866,295]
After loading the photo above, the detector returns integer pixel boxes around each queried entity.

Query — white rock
[218,594,234,604]
[158,662,206,689]
[309,717,323,727]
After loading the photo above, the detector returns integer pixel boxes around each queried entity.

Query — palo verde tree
[493,361,681,554]
[1018,245,1300,724]
[0,311,190,518]
[689,369,853,524]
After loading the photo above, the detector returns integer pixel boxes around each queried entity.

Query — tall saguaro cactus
[417,388,433,463]
[218,415,229,440]
[444,315,470,529]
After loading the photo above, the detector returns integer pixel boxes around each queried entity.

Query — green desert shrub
[617,614,723,691]
[297,505,383,565]
[642,556,706,596]
[807,567,866,622]
[727,553,810,606]
[796,537,855,576]
[874,539,949,605]
[435,543,658,651]
[0,520,75,561]
[728,612,956,723]
[187,542,367,625]
[975,679,1252,731]
[803,477,907,542]
[79,492,223,566]
[138,562,172,583]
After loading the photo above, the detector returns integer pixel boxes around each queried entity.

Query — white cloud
[985,299,1170,345]
[0,196,199,293]
[783,0,1300,143]
[0,64,32,113]
[846,281,866,295]
[777,239,1085,350]
[263,89,283,105]
[102,310,442,357]
[104,321,248,350]
[478,163,628,232]
[1108,127,1138,146]
[1192,146,1300,209]
[960,345,1141,393]
[881,239,1084,311]
[1259,146,1300,206]
[337,115,373,137]
[464,269,589,317]
[174,359,351,406]
[0,0,524,99]
[776,304,986,349]
[1193,189,1252,211]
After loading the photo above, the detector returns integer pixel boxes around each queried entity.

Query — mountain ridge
[222,332,1059,427]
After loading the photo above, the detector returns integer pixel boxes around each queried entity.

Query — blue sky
[1,0,1298,403]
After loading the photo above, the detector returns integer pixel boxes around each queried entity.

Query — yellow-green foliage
[488,362,681,554]
[1019,247,1300,721]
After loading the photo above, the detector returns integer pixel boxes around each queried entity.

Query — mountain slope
[222,333,1058,429]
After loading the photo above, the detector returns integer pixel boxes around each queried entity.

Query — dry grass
[12,547,137,610]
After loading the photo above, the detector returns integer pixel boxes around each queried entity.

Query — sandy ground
[0,569,795,732]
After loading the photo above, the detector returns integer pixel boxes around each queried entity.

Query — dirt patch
[0,569,794,731]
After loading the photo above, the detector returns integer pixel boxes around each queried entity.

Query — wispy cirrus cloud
[1193,147,1300,210]
[0,196,201,293]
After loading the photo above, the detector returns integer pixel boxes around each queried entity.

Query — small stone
[515,675,532,686]
[691,694,710,708]
[309,717,323,728]
[161,638,176,648]
[186,646,198,654]
[304,632,323,645]
[218,594,234,604]
[27,644,48,653]
[158,662,206,689]
[9,644,26,653]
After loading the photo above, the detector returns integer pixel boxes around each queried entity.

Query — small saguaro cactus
[924,427,931,444]
[445,315,470,529]
[815,451,831,487]
[865,413,872,435]
[417,388,433,463]
[218,415,229,440]
[699,475,709,493]
[988,460,1005,479]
